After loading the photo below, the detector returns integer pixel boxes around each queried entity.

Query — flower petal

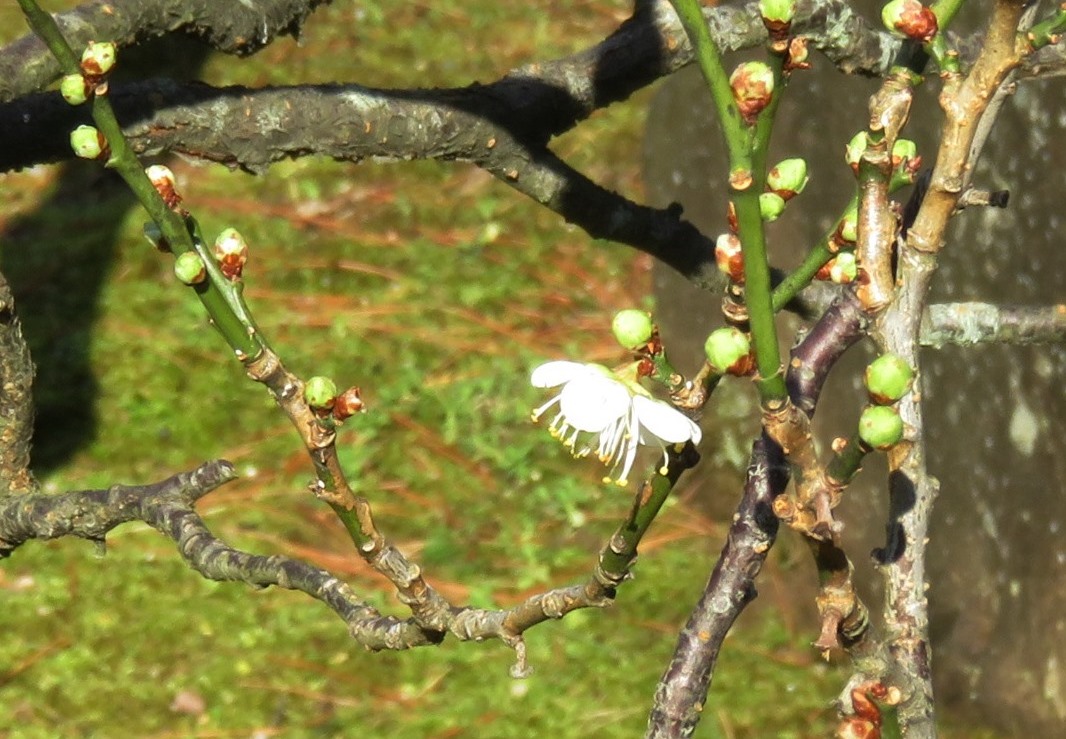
[632,395,702,445]
[530,360,590,389]
[557,372,630,432]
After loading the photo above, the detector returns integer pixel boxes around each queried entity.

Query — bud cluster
[857,353,915,450]
[304,376,365,422]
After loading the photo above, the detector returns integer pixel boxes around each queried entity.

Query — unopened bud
[864,353,915,404]
[173,251,206,285]
[859,405,905,450]
[767,158,808,200]
[611,309,654,350]
[145,165,182,209]
[759,0,796,23]
[829,252,858,284]
[759,192,786,222]
[881,0,939,43]
[333,386,365,421]
[715,233,745,283]
[80,41,117,78]
[845,131,868,173]
[839,204,859,244]
[892,139,918,167]
[213,228,249,280]
[70,125,106,160]
[60,74,89,105]
[304,376,338,410]
[704,327,752,375]
[729,62,775,124]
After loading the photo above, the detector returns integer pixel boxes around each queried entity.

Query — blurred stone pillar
[642,37,1066,736]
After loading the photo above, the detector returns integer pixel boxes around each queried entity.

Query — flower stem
[669,0,786,402]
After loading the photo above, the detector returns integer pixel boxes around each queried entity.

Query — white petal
[530,361,590,389]
[557,373,630,432]
[632,395,701,445]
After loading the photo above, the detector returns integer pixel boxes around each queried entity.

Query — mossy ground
[0,3,1001,737]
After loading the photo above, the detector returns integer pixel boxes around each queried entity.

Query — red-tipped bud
[715,233,745,283]
[784,36,811,72]
[80,41,117,78]
[704,327,753,375]
[333,386,365,421]
[882,0,939,43]
[213,228,249,280]
[145,165,182,210]
[730,62,775,124]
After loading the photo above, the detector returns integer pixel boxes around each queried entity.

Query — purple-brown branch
[646,293,867,738]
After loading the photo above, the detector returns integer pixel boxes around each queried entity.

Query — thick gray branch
[921,302,1066,346]
[0,0,331,102]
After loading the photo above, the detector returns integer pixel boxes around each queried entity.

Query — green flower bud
[80,41,117,77]
[767,158,808,199]
[859,405,905,450]
[864,353,915,404]
[759,192,786,222]
[611,309,654,350]
[60,74,89,105]
[845,131,868,172]
[704,327,751,374]
[304,376,338,410]
[829,252,857,284]
[759,0,796,23]
[881,0,938,43]
[173,251,206,285]
[70,125,105,160]
[892,139,918,165]
[729,61,775,124]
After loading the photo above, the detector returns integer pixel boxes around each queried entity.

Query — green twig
[669,0,786,401]
[17,0,262,360]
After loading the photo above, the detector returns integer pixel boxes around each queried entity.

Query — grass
[0,3,1003,738]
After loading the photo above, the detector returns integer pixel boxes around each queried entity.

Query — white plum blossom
[530,360,702,486]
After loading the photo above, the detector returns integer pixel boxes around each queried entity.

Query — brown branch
[0,0,331,102]
[0,270,36,496]
[869,3,1031,736]
[646,293,866,738]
